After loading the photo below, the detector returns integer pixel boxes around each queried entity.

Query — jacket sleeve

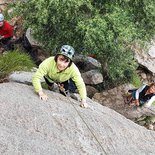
[71,65,87,99]
[32,59,50,92]
[135,85,146,100]
[3,23,13,38]
[144,96,155,107]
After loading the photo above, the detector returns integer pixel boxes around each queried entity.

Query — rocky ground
[92,83,155,130]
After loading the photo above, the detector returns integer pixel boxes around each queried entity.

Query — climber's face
[56,55,70,71]
[0,21,4,27]
[149,85,155,93]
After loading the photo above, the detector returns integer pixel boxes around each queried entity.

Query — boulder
[8,71,37,85]
[82,70,103,85]
[1,82,155,154]
[73,55,101,72]
[86,85,98,98]
[134,49,155,75]
[25,28,42,47]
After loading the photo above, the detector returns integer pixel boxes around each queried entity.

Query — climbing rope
[68,96,107,154]
[59,85,107,154]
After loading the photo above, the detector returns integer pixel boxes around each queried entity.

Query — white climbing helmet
[0,14,4,21]
[59,45,75,60]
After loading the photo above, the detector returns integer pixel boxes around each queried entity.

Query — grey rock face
[93,83,155,121]
[82,70,103,85]
[9,71,35,85]
[73,55,101,72]
[0,82,155,155]
[134,50,155,74]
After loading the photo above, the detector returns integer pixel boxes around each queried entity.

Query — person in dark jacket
[0,13,14,51]
[126,83,155,107]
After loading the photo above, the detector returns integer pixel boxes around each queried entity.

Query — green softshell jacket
[32,56,87,99]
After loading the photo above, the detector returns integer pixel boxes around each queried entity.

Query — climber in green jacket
[32,45,88,108]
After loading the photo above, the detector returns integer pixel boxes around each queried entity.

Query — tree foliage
[13,0,94,51]
[13,0,155,86]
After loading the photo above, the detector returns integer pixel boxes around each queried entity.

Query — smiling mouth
[58,66,65,70]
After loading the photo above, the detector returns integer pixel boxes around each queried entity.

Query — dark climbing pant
[44,76,76,96]
[0,37,14,51]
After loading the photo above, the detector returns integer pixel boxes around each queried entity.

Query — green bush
[0,51,35,80]
[13,0,155,87]
[13,0,94,52]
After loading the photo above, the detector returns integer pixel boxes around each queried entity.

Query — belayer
[125,82,155,107]
[0,13,14,51]
[32,45,88,108]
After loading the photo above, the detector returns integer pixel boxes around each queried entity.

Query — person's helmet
[59,45,75,60]
[0,14,4,22]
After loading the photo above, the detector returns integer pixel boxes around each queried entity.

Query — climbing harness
[59,85,107,154]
